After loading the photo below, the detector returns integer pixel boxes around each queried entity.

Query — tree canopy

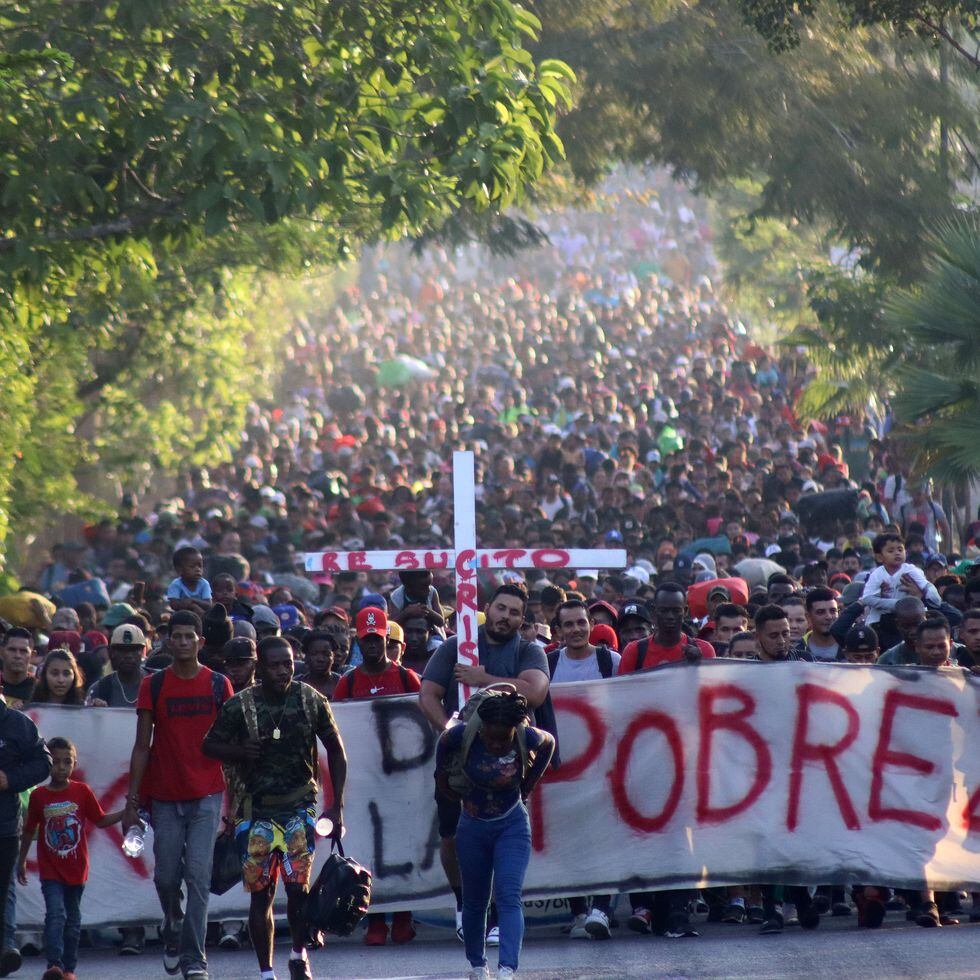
[0,0,573,564]
[733,0,980,69]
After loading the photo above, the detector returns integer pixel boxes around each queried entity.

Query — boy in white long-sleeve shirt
[861,532,940,626]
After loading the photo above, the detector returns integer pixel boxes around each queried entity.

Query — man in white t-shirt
[548,599,620,940]
[550,600,621,683]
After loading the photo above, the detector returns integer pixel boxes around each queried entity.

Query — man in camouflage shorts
[205,636,348,980]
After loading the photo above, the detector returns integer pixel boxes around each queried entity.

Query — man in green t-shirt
[204,637,347,980]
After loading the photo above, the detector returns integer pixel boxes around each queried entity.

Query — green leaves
[0,0,573,565]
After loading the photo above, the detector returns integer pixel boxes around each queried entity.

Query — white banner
[18,662,980,927]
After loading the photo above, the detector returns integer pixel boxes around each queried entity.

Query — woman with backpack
[435,688,554,980]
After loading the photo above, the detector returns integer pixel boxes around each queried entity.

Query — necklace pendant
[272,728,281,741]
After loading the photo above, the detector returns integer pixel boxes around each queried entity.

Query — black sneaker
[288,957,314,980]
[0,948,22,978]
[916,902,941,928]
[831,901,852,917]
[163,942,180,976]
[119,927,144,956]
[800,905,821,930]
[811,894,831,915]
[747,905,766,924]
[759,915,784,935]
[665,913,699,938]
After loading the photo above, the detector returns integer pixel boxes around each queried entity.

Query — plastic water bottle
[122,817,146,859]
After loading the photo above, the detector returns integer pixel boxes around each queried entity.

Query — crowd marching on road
[1,172,979,979]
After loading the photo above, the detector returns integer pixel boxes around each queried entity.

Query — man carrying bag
[204,636,347,980]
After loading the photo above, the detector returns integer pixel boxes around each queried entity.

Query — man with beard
[419,583,549,943]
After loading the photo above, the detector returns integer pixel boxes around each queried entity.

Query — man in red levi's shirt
[617,582,715,674]
[332,607,419,947]
[615,582,713,940]
[123,610,233,980]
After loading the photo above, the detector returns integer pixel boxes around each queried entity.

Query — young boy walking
[17,737,122,980]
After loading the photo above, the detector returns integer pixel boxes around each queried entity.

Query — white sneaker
[486,925,500,946]
[456,909,465,942]
[498,969,516,980]
[569,913,590,939]
[585,907,611,940]
[468,968,490,980]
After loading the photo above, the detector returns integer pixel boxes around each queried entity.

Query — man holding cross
[419,582,550,942]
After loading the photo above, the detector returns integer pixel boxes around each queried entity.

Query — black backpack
[304,841,372,937]
[149,666,229,714]
[547,644,614,679]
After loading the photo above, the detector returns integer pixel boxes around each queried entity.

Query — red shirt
[136,666,233,801]
[617,636,716,674]
[24,782,106,885]
[332,663,421,701]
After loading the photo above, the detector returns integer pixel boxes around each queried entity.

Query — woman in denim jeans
[435,690,554,980]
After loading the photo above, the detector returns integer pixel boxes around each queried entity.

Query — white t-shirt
[551,647,622,684]
[860,563,939,624]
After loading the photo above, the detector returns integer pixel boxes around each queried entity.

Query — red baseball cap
[356,607,388,639]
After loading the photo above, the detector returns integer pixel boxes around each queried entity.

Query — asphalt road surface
[50,913,980,979]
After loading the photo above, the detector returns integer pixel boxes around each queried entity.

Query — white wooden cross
[304,451,627,708]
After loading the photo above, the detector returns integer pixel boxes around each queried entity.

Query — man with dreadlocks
[435,688,554,980]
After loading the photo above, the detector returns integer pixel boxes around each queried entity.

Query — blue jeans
[150,793,223,976]
[456,803,531,971]
[4,867,15,949]
[41,880,84,972]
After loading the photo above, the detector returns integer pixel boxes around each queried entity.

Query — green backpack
[446,683,530,796]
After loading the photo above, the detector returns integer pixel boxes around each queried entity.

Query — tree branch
[916,17,980,71]
[0,205,178,253]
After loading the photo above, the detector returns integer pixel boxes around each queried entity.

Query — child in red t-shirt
[18,737,122,980]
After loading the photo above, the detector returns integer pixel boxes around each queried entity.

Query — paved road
[51,914,980,979]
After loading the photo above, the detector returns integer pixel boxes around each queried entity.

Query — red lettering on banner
[348,552,369,571]
[319,552,340,573]
[869,690,957,831]
[487,550,524,568]
[787,684,861,831]
[963,786,980,833]
[529,549,571,568]
[697,684,772,823]
[457,582,478,612]
[530,697,606,851]
[395,551,419,570]
[424,551,450,570]
[455,548,477,578]
[610,711,683,832]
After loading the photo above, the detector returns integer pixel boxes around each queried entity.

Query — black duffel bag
[304,841,372,937]
[796,488,859,530]
[210,820,242,895]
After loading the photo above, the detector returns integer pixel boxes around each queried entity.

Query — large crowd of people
[1,170,978,979]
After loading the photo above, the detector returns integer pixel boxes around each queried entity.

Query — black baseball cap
[617,603,653,628]
[844,625,878,652]
[222,637,257,662]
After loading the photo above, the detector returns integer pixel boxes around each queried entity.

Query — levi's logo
[165,696,215,718]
